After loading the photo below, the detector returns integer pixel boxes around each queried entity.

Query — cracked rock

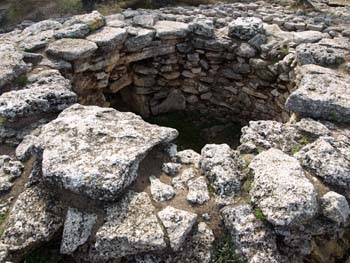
[158,206,197,251]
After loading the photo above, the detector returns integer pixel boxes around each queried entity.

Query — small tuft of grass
[254,208,267,221]
[291,144,302,155]
[242,178,254,192]
[299,135,311,145]
[57,0,83,15]
[211,233,243,263]
[15,75,28,87]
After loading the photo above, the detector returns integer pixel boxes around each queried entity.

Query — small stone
[150,176,175,202]
[187,176,210,205]
[158,206,197,251]
[162,162,182,176]
[321,191,350,225]
[172,167,197,190]
[54,23,90,39]
[174,149,200,165]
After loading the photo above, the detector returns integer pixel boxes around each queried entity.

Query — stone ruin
[0,0,350,262]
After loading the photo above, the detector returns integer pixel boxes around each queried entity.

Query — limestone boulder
[320,191,350,225]
[222,204,283,263]
[46,38,98,61]
[286,65,350,122]
[158,206,197,251]
[228,17,264,40]
[0,43,28,88]
[249,149,317,226]
[24,104,177,201]
[60,208,97,254]
[95,191,166,258]
[295,136,350,198]
[154,21,189,39]
[150,176,175,202]
[86,27,128,50]
[1,186,63,257]
[200,144,245,198]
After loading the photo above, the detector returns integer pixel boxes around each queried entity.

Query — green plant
[0,116,6,126]
[299,135,311,145]
[254,208,267,221]
[242,178,254,192]
[15,75,28,87]
[211,233,243,263]
[290,144,302,155]
[57,0,83,14]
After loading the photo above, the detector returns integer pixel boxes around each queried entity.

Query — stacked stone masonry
[1,0,350,262]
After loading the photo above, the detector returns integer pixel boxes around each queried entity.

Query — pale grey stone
[286,65,350,122]
[46,38,98,61]
[125,28,155,52]
[158,206,197,251]
[54,23,90,39]
[150,176,175,202]
[250,149,317,226]
[1,186,63,254]
[95,191,166,258]
[30,104,177,201]
[154,21,189,39]
[174,149,200,165]
[0,155,23,194]
[295,136,350,198]
[172,167,196,190]
[60,208,97,254]
[187,176,209,205]
[321,191,350,225]
[162,162,182,176]
[133,15,155,28]
[200,144,245,198]
[64,11,105,31]
[86,27,127,50]
[228,17,264,40]
[0,43,28,88]
[222,204,283,263]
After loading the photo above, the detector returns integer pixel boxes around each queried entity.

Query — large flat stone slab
[154,21,189,39]
[24,104,178,201]
[286,65,350,122]
[46,38,98,61]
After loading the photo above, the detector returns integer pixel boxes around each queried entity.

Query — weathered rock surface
[0,43,28,88]
[46,38,98,61]
[95,191,166,258]
[187,176,210,205]
[286,65,350,122]
[60,208,97,254]
[296,136,350,198]
[200,144,245,198]
[86,27,127,50]
[222,204,283,263]
[250,149,317,226]
[1,186,63,257]
[150,175,175,202]
[228,17,264,40]
[0,155,23,194]
[25,104,178,201]
[154,21,189,39]
[320,191,350,225]
[158,206,197,251]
